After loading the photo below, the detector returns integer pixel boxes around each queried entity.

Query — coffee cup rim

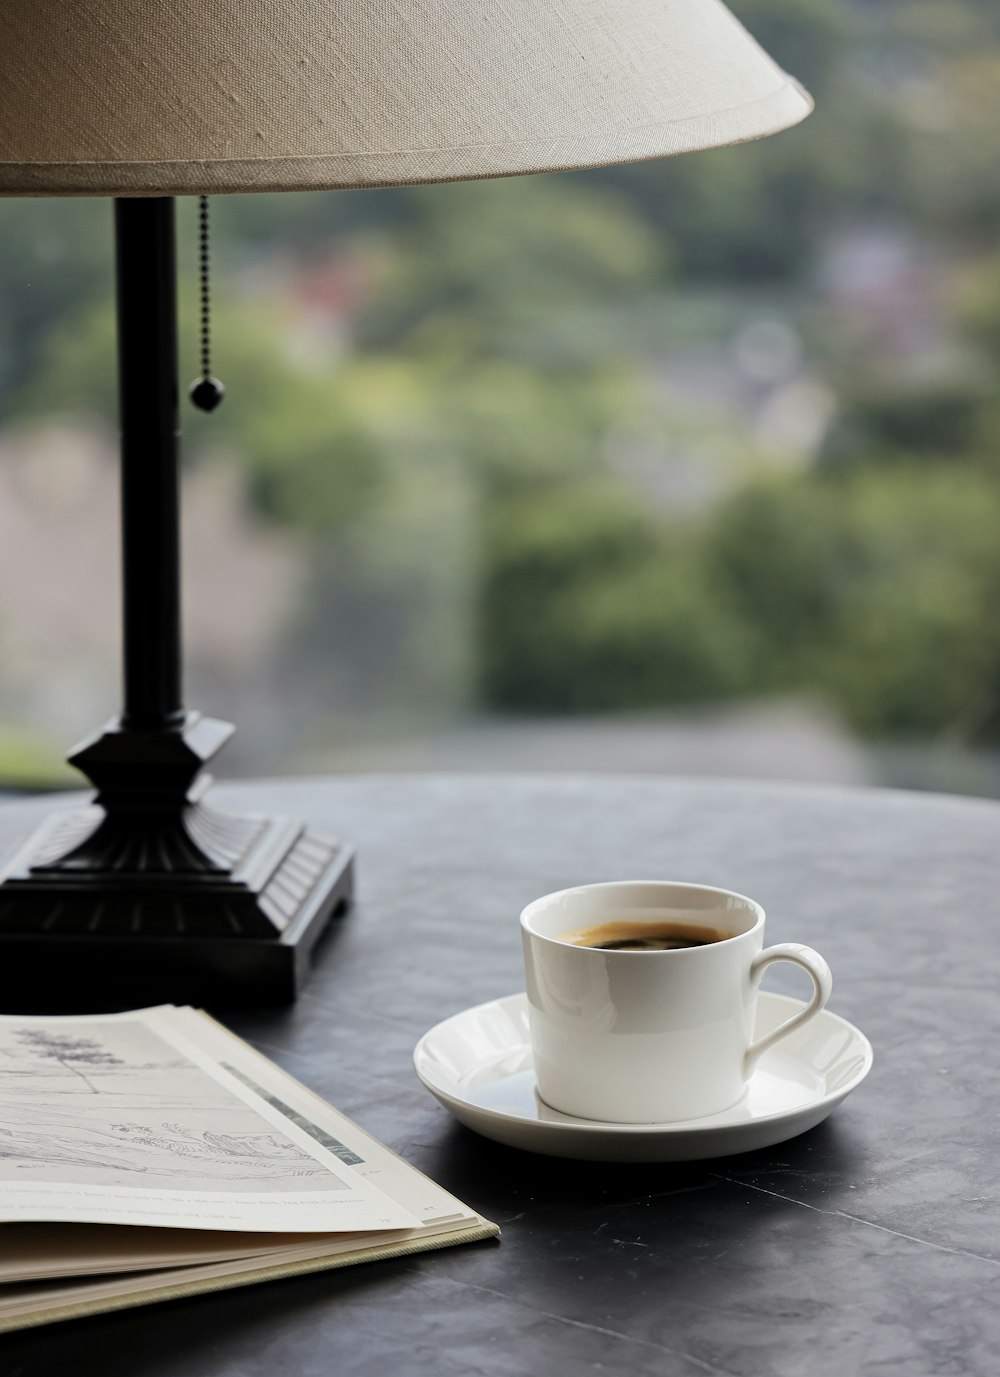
[520,880,765,952]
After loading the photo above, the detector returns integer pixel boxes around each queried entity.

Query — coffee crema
[559,919,729,951]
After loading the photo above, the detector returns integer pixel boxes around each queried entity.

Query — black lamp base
[0,713,354,1010]
[0,807,354,1011]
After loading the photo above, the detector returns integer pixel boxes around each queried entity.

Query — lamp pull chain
[189,195,224,412]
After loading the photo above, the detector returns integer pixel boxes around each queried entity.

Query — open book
[0,1005,497,1333]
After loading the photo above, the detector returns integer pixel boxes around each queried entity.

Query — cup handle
[744,943,833,1076]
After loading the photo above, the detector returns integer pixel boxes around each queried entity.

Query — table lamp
[0,0,810,1009]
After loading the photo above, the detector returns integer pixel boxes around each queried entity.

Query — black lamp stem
[115,196,184,731]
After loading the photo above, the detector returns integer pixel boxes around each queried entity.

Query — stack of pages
[0,1005,497,1333]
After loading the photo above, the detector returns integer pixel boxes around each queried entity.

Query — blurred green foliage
[2,0,1000,769]
[703,468,1000,733]
[480,481,754,711]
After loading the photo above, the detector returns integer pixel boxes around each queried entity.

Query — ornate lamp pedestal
[0,198,353,1011]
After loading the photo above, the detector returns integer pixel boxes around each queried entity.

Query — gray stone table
[1,775,998,1376]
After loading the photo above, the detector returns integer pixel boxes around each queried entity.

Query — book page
[169,1007,477,1228]
[0,1221,500,1332]
[0,1009,419,1233]
[0,1215,478,1284]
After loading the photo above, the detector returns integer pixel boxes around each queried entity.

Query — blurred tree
[357,175,667,361]
[820,375,994,467]
[479,482,752,711]
[0,200,110,405]
[704,467,1000,734]
[956,254,1000,363]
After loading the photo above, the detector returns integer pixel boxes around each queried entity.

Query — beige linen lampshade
[0,0,811,197]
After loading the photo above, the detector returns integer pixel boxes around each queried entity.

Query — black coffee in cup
[561,920,729,951]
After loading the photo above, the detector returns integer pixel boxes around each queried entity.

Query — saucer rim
[413,990,873,1136]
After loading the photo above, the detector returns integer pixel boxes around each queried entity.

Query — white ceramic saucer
[413,992,872,1162]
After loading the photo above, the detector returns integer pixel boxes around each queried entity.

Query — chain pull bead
[189,196,224,412]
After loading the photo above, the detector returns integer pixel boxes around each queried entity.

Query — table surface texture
[1,774,998,1377]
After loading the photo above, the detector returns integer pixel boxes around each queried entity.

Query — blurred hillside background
[2,0,1000,793]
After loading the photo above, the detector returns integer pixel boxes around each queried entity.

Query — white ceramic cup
[521,880,832,1124]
